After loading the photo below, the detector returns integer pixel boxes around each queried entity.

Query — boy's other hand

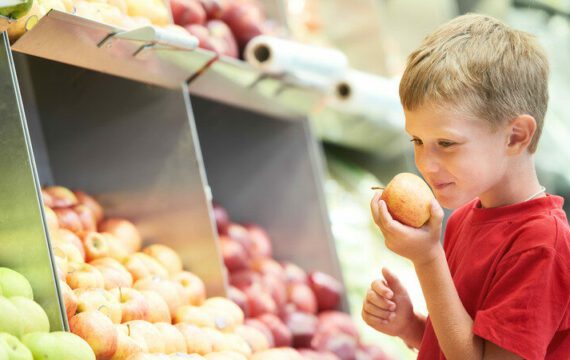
[362,268,420,343]
[371,191,444,266]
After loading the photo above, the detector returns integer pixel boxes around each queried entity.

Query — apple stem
[371,186,385,190]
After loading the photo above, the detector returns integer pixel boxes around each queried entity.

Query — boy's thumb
[381,267,406,295]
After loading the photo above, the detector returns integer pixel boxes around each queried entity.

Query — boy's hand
[371,191,444,266]
[362,268,418,342]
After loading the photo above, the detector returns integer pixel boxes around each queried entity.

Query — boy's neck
[479,154,543,208]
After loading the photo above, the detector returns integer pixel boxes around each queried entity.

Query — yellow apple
[380,172,435,228]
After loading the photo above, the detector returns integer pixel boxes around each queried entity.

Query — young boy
[363,13,570,360]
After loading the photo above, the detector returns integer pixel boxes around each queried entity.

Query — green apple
[0,297,22,337]
[0,336,9,360]
[22,331,96,360]
[0,333,32,360]
[0,0,33,19]
[0,268,33,300]
[9,297,50,335]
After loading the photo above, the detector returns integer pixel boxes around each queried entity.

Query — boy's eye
[438,140,456,148]
[410,138,423,145]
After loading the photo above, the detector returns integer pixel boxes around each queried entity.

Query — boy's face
[405,102,510,209]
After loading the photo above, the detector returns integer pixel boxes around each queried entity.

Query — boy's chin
[436,195,474,210]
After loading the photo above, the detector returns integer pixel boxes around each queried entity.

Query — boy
[363,13,570,360]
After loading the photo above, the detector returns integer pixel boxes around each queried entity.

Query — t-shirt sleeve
[473,246,569,360]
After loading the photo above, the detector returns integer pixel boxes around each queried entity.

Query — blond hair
[399,13,549,153]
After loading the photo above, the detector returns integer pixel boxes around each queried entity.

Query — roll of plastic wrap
[330,70,404,128]
[245,35,349,86]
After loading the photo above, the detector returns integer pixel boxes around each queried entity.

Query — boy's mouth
[433,182,453,190]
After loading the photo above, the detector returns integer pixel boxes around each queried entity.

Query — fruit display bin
[0,21,346,333]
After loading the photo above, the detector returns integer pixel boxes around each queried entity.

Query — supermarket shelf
[11,10,213,89]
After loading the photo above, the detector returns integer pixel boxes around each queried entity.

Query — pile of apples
[169,0,273,58]
[0,266,96,359]
[214,204,390,360]
[8,0,194,42]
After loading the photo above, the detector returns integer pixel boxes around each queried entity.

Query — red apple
[142,244,183,276]
[69,310,118,360]
[256,313,292,348]
[123,253,169,282]
[298,349,341,360]
[262,274,287,313]
[54,208,83,234]
[73,204,97,233]
[111,324,146,360]
[170,0,206,26]
[74,190,104,224]
[226,223,253,255]
[212,203,230,234]
[123,320,165,354]
[317,311,359,340]
[66,263,105,290]
[244,318,274,348]
[284,311,318,348]
[308,272,343,311]
[60,281,78,322]
[220,1,265,49]
[311,332,358,360]
[74,288,122,324]
[185,23,225,53]
[244,285,276,318]
[90,257,134,290]
[227,286,249,318]
[110,287,150,322]
[43,186,78,208]
[229,270,261,290]
[198,0,223,19]
[251,258,285,282]
[172,271,206,306]
[281,262,307,285]
[245,224,272,258]
[154,322,187,354]
[287,282,317,314]
[357,344,390,360]
[139,291,171,323]
[220,237,250,272]
[99,218,142,253]
[134,276,185,317]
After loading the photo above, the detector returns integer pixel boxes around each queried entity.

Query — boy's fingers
[381,267,407,296]
[370,279,394,300]
[370,192,382,222]
[365,289,396,311]
[429,199,444,227]
[362,301,394,320]
[362,308,396,325]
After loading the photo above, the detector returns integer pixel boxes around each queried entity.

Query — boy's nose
[416,152,441,176]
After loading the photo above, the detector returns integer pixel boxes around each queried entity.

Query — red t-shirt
[417,195,570,360]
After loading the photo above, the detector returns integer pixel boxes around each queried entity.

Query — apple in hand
[0,333,33,360]
[142,244,183,276]
[22,331,96,360]
[379,172,435,228]
[10,296,50,334]
[70,310,118,360]
[0,267,33,299]
[110,287,149,322]
[74,288,122,324]
[308,272,343,311]
[66,263,105,290]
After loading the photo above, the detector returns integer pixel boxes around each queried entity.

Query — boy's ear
[506,114,537,155]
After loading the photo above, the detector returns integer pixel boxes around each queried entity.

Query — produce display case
[1,11,346,334]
